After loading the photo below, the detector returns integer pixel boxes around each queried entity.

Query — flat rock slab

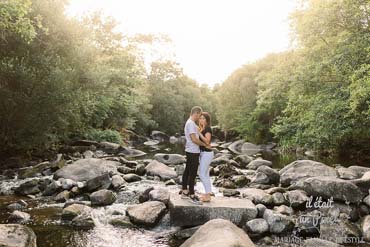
[169,193,257,227]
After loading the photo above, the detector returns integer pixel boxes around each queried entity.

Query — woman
[198,112,214,202]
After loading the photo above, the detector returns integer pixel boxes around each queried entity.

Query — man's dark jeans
[182,152,200,195]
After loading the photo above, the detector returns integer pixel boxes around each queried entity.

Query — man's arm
[190,133,212,149]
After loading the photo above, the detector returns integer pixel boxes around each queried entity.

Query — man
[180,106,211,204]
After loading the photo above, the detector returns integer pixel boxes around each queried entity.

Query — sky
[66,0,298,87]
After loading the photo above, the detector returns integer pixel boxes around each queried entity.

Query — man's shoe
[189,194,202,205]
[180,189,190,199]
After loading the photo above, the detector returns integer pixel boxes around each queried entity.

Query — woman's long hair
[201,112,211,127]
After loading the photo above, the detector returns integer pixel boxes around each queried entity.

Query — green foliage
[217,0,370,153]
[82,129,122,144]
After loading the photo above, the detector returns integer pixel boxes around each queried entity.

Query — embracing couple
[179,106,214,204]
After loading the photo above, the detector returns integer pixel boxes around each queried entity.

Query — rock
[71,212,95,229]
[54,158,119,182]
[271,192,287,205]
[8,211,31,223]
[61,204,92,221]
[210,155,231,166]
[180,219,256,247]
[283,190,309,207]
[253,165,279,184]
[320,219,361,244]
[97,141,120,153]
[348,166,370,178]
[82,150,95,159]
[223,189,240,197]
[273,205,293,215]
[111,175,125,189]
[303,238,344,247]
[109,216,135,228]
[0,224,37,247]
[256,204,267,217]
[240,142,263,155]
[165,179,176,186]
[241,188,273,205]
[90,189,116,206]
[246,159,272,170]
[85,173,111,192]
[7,200,28,211]
[126,201,167,227]
[174,226,200,239]
[154,153,186,165]
[135,164,146,176]
[228,140,245,154]
[218,163,239,178]
[138,187,154,203]
[144,140,160,146]
[124,173,143,182]
[151,130,170,142]
[265,187,287,194]
[54,190,70,202]
[61,179,76,190]
[234,155,254,167]
[245,218,269,235]
[336,166,359,180]
[279,160,337,186]
[263,209,294,234]
[145,160,177,180]
[169,193,257,227]
[362,215,370,241]
[117,166,135,174]
[302,176,364,203]
[14,179,40,196]
[149,188,170,205]
[42,180,62,196]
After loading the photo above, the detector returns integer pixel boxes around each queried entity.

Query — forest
[1,0,369,157]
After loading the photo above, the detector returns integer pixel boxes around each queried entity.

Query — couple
[179,106,214,204]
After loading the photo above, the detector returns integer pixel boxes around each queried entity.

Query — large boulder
[14,179,40,195]
[145,160,177,180]
[149,188,170,206]
[263,209,294,234]
[54,158,119,182]
[240,188,273,205]
[0,224,37,247]
[302,176,364,203]
[251,165,279,184]
[180,219,256,247]
[61,204,92,221]
[279,160,337,186]
[169,193,257,227]
[85,173,111,192]
[126,201,167,227]
[246,159,272,170]
[90,189,116,206]
[154,153,186,165]
[361,215,370,241]
[151,130,170,142]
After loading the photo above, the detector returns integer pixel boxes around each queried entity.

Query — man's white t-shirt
[184,118,200,153]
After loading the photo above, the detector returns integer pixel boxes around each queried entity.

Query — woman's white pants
[199,151,214,193]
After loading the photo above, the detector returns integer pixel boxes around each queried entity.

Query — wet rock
[263,209,294,234]
[145,160,177,180]
[180,219,256,247]
[71,213,95,229]
[85,173,111,192]
[111,175,125,189]
[54,190,70,202]
[283,190,309,207]
[123,173,142,183]
[149,188,170,206]
[222,189,240,197]
[42,180,63,196]
[61,178,76,190]
[109,216,135,228]
[118,157,139,167]
[245,218,269,235]
[138,187,154,203]
[14,179,40,196]
[126,201,167,227]
[241,188,273,205]
[279,160,337,186]
[0,224,37,247]
[90,189,116,206]
[246,159,272,170]
[135,164,146,176]
[361,215,370,241]
[117,166,135,174]
[8,210,31,223]
[271,192,287,205]
[97,141,120,153]
[54,158,119,182]
[252,165,279,185]
[118,146,146,158]
[83,150,95,159]
[174,226,200,240]
[61,204,92,221]
[233,175,250,187]
[154,153,186,165]
[234,155,254,168]
[302,176,364,203]
[7,200,28,211]
[151,130,170,142]
[169,193,257,227]
[144,140,160,146]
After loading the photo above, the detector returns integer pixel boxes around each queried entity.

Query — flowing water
[0,142,368,247]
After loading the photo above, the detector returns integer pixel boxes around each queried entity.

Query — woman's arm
[199,132,211,145]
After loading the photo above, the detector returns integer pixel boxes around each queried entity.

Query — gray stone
[256,204,267,218]
[42,180,62,196]
[246,159,272,170]
[279,160,337,186]
[109,216,135,228]
[14,179,40,196]
[245,218,269,234]
[90,189,116,206]
[145,160,177,180]
[85,173,111,192]
[348,166,370,178]
[54,190,70,202]
[149,188,170,205]
[302,176,364,203]
[272,192,287,205]
[126,201,167,227]
[320,219,361,244]
[54,158,119,182]
[303,238,343,247]
[61,204,92,221]
[263,209,294,234]
[336,166,359,180]
[241,188,273,205]
[135,164,146,176]
[180,219,256,247]
[174,226,200,239]
[284,190,309,207]
[154,153,186,165]
[273,205,293,215]
[8,211,31,223]
[123,173,142,183]
[111,175,125,189]
[234,155,254,167]
[254,165,279,184]
[361,215,370,241]
[169,193,257,227]
[0,224,37,247]
[7,201,28,211]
